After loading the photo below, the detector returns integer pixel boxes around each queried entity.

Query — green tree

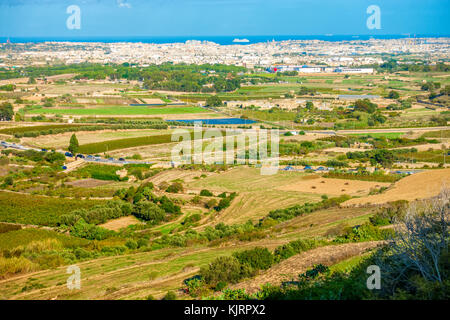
[0,103,14,121]
[388,90,400,99]
[68,134,79,154]
[200,256,253,285]
[370,149,394,168]
[206,95,222,107]
[353,99,378,114]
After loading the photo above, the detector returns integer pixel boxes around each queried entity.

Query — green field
[0,192,104,226]
[346,132,405,139]
[0,228,89,251]
[78,133,178,154]
[26,105,209,116]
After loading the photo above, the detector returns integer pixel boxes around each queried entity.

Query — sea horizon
[1,34,449,45]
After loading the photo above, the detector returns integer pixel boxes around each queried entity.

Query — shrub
[4,176,13,186]
[334,223,393,243]
[162,291,177,300]
[0,223,21,234]
[200,189,214,197]
[133,201,166,223]
[191,195,201,204]
[70,219,114,240]
[125,240,138,250]
[233,247,274,270]
[369,200,408,226]
[74,248,92,259]
[200,256,254,286]
[159,196,181,214]
[166,182,183,193]
[205,199,217,209]
[274,239,321,262]
[0,256,38,279]
[215,281,227,292]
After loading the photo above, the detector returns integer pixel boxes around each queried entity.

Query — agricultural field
[25,105,209,116]
[21,129,173,150]
[0,60,448,302]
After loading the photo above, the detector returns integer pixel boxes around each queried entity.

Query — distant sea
[1,35,448,45]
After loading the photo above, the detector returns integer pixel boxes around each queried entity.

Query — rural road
[334,126,448,135]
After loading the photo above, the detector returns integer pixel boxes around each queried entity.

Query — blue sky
[0,0,449,37]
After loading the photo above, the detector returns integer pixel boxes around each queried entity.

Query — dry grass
[277,177,390,196]
[188,167,322,223]
[344,168,450,206]
[66,179,113,188]
[99,216,144,231]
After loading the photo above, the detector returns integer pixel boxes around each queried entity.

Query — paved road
[0,141,154,166]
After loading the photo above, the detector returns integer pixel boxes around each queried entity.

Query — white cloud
[117,0,131,8]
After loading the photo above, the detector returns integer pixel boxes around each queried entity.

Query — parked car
[118,158,125,161]
[76,154,85,159]
[64,152,73,157]
[304,165,312,170]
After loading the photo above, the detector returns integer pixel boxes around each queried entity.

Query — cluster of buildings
[268,65,374,74]
[0,37,448,69]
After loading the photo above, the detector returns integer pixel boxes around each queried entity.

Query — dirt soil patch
[99,216,144,231]
[277,177,390,196]
[343,168,450,206]
[66,179,113,188]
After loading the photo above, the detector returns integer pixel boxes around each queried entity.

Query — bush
[3,176,13,186]
[133,201,166,223]
[369,201,408,226]
[200,189,214,197]
[274,239,321,262]
[215,281,227,292]
[158,196,181,214]
[125,240,138,250]
[70,219,114,240]
[205,199,217,209]
[265,196,350,222]
[166,182,183,194]
[162,291,177,300]
[233,247,274,270]
[334,223,393,243]
[0,256,38,279]
[200,256,254,286]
